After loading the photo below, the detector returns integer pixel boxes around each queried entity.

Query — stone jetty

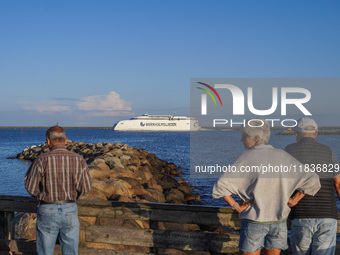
[16,140,201,205]
[276,128,340,135]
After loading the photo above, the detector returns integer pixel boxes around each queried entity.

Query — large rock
[96,163,110,172]
[108,148,124,157]
[15,213,37,240]
[146,188,166,203]
[91,180,118,198]
[144,179,163,193]
[110,168,141,180]
[107,181,132,197]
[88,165,111,179]
[79,187,108,201]
[177,183,193,195]
[106,157,125,169]
[91,158,106,166]
[165,188,185,204]
[118,177,142,189]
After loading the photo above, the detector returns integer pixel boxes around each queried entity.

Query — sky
[1,0,340,127]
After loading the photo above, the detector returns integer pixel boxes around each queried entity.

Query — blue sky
[1,0,340,126]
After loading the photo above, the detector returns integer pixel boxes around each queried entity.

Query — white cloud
[23,104,70,113]
[80,110,135,118]
[77,91,132,112]
[21,91,134,122]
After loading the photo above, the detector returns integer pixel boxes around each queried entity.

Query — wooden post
[0,212,15,240]
[149,220,159,254]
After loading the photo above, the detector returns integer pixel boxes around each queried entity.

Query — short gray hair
[240,118,271,144]
[46,126,66,143]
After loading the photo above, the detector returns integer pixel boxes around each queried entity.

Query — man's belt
[40,200,75,204]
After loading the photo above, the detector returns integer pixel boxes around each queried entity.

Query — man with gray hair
[25,126,92,255]
[285,117,340,255]
[213,119,320,255]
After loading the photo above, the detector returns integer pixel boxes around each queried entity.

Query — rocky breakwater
[15,141,205,253]
[16,141,200,204]
[276,128,340,135]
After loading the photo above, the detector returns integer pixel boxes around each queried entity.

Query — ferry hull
[113,119,200,131]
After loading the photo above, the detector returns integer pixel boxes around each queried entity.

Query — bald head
[46,126,67,147]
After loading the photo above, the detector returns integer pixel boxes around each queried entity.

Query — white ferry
[113,114,200,131]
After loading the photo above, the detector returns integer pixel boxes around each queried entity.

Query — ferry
[113,114,200,131]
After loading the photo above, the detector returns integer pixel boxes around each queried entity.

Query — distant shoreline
[0,126,112,129]
[1,126,340,131]
[200,126,340,130]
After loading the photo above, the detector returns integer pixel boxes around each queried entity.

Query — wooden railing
[0,195,339,255]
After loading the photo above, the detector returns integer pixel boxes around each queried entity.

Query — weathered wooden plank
[54,246,152,255]
[1,239,153,255]
[78,206,151,221]
[76,247,152,255]
[0,196,38,204]
[0,212,15,240]
[76,199,233,213]
[85,225,239,253]
[0,195,232,213]
[77,203,240,228]
[0,196,38,213]
[148,220,159,254]
[0,238,35,254]
[336,241,340,255]
[1,195,340,234]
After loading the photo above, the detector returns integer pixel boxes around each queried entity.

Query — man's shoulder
[313,140,333,151]
[307,139,332,152]
[284,142,298,151]
[251,144,285,154]
[247,145,292,158]
[54,149,85,158]
[285,139,333,156]
[38,149,84,160]
[270,146,301,161]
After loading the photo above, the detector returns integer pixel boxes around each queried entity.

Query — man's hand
[234,200,252,213]
[334,177,340,200]
[223,195,252,213]
[288,197,298,207]
[288,191,305,207]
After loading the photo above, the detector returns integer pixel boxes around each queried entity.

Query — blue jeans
[291,218,337,255]
[36,202,79,255]
[239,220,288,252]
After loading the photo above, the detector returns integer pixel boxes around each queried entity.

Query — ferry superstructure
[113,114,200,131]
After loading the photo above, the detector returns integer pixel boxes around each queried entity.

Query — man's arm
[331,150,339,165]
[330,149,340,199]
[24,159,42,198]
[76,159,92,197]
[334,177,340,200]
[288,191,305,207]
[223,195,251,213]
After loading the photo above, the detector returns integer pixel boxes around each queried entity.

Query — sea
[1,128,340,208]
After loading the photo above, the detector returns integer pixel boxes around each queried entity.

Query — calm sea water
[1,128,340,207]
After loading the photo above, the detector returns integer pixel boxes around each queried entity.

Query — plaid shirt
[25,145,92,203]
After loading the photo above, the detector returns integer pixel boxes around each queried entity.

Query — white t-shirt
[212,144,321,222]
